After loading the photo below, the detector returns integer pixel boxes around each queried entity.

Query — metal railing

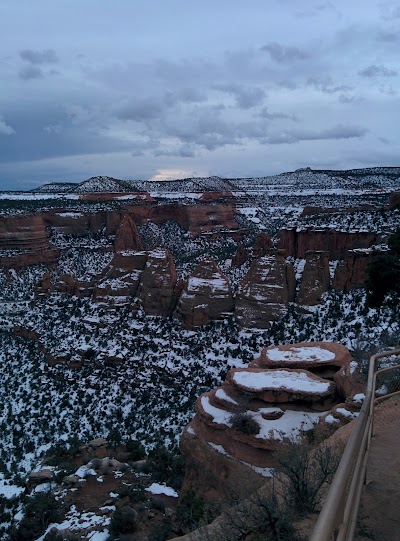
[310,347,400,541]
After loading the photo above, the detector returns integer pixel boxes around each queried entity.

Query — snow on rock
[266,345,335,364]
[177,258,234,327]
[146,482,179,497]
[231,368,332,396]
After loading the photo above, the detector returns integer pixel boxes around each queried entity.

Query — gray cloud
[263,124,367,145]
[215,84,266,109]
[19,48,58,64]
[359,64,397,78]
[19,65,43,80]
[116,99,164,122]
[260,107,298,121]
[261,42,308,63]
[0,116,15,135]
[307,77,352,94]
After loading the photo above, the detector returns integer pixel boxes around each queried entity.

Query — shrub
[147,445,184,485]
[276,435,342,516]
[365,254,400,307]
[175,489,205,533]
[10,492,64,541]
[109,507,137,535]
[230,412,260,435]
[125,439,146,461]
[117,483,146,503]
[148,523,171,541]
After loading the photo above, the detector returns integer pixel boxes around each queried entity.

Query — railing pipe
[310,348,400,541]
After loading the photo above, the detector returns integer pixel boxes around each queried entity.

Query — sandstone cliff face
[92,251,147,305]
[389,191,400,210]
[253,232,273,257]
[332,249,377,290]
[176,259,234,327]
[235,252,295,328]
[129,203,240,239]
[180,341,360,501]
[278,227,379,259]
[114,214,143,252]
[231,243,248,267]
[296,251,330,306]
[0,214,49,250]
[43,210,122,237]
[0,214,58,269]
[138,248,178,315]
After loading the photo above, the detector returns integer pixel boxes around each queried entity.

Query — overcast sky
[0,0,399,190]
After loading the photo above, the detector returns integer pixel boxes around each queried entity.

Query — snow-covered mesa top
[188,275,228,292]
[233,370,331,394]
[266,346,335,363]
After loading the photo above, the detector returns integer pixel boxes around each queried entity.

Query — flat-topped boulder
[253,341,352,372]
[226,367,335,403]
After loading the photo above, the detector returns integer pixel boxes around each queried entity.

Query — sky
[0,0,399,190]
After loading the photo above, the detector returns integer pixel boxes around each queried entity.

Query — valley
[0,166,399,540]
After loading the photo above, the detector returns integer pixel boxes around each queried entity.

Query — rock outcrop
[0,214,58,269]
[93,251,147,305]
[180,341,361,500]
[278,227,379,259]
[231,243,248,267]
[138,248,178,315]
[114,214,143,252]
[389,191,400,210]
[235,252,295,328]
[253,232,273,257]
[129,203,240,239]
[296,251,330,306]
[332,249,376,291]
[43,210,122,237]
[176,259,234,327]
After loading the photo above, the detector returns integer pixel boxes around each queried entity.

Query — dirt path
[356,396,400,541]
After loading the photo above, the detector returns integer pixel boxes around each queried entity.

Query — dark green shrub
[117,483,145,503]
[147,446,184,485]
[10,492,64,541]
[231,412,260,435]
[150,497,166,512]
[148,523,171,541]
[125,439,146,461]
[365,254,400,307]
[109,507,137,535]
[175,489,205,533]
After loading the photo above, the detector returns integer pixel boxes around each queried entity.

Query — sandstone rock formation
[93,251,147,305]
[114,214,143,252]
[231,243,248,267]
[129,203,240,239]
[176,259,234,327]
[180,341,360,500]
[253,232,273,257]
[138,248,178,315]
[235,252,295,328]
[296,251,330,306]
[389,191,400,210]
[43,209,122,237]
[332,249,376,290]
[0,214,58,269]
[278,227,379,259]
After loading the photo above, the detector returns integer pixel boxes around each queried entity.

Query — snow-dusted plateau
[0,167,399,540]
